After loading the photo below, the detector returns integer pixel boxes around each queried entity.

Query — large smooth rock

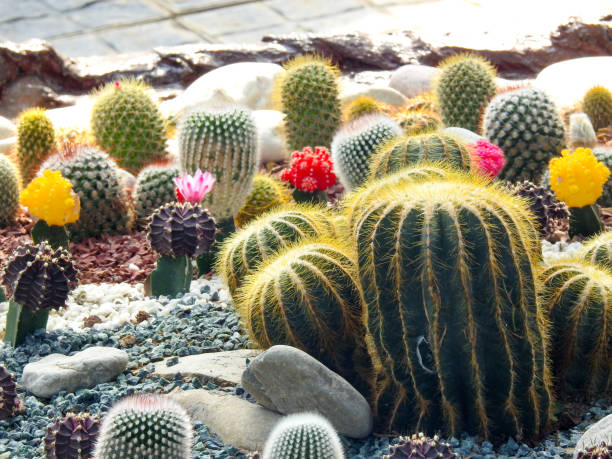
[341,83,406,107]
[0,116,15,139]
[154,349,261,387]
[0,136,15,154]
[241,345,373,439]
[535,57,612,108]
[168,62,284,117]
[574,414,612,457]
[169,389,282,452]
[389,64,437,98]
[253,110,288,163]
[22,346,128,399]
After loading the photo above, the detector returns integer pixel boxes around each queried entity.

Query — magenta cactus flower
[174,169,215,204]
[468,139,506,179]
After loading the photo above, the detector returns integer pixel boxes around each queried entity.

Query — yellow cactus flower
[549,148,610,207]
[20,170,80,226]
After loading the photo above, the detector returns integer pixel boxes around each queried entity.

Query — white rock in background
[0,136,15,154]
[574,414,612,457]
[443,126,484,144]
[0,116,16,139]
[534,57,612,109]
[45,97,94,131]
[341,83,406,107]
[22,346,128,398]
[388,64,438,98]
[253,110,288,163]
[165,62,284,118]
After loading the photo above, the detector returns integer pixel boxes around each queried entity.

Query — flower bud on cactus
[94,394,193,459]
[262,413,345,459]
[581,231,612,268]
[44,413,101,459]
[582,86,612,131]
[0,366,20,420]
[280,147,336,203]
[467,139,505,178]
[0,154,20,228]
[569,113,598,149]
[16,108,55,185]
[383,433,458,459]
[133,162,182,227]
[576,443,612,459]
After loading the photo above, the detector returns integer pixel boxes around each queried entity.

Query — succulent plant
[331,114,402,191]
[94,394,193,459]
[262,413,345,459]
[235,173,290,227]
[350,172,551,440]
[582,86,612,131]
[369,132,471,180]
[133,162,181,227]
[280,146,336,203]
[383,433,457,459]
[392,109,441,136]
[44,413,101,459]
[466,139,506,179]
[508,180,569,240]
[593,146,612,207]
[0,366,20,420]
[581,231,612,268]
[0,154,20,228]
[275,55,342,151]
[569,113,598,149]
[483,87,566,181]
[401,93,436,113]
[344,96,383,122]
[576,443,612,458]
[432,53,497,132]
[15,107,55,185]
[539,260,612,398]
[91,79,168,173]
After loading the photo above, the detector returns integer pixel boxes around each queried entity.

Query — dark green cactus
[539,260,612,398]
[133,162,181,228]
[15,108,55,185]
[581,231,612,268]
[0,154,20,228]
[368,132,471,181]
[44,413,101,459]
[350,173,551,441]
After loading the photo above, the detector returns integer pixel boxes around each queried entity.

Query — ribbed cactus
[262,413,345,459]
[581,231,612,267]
[368,132,471,181]
[383,433,457,459]
[276,55,342,151]
[40,146,134,241]
[235,173,290,228]
[236,239,374,397]
[91,79,167,173]
[133,162,181,227]
[0,366,20,420]
[179,106,259,221]
[432,54,497,132]
[539,260,612,398]
[44,413,101,459]
[582,86,612,131]
[569,113,597,149]
[94,394,193,459]
[15,108,55,185]
[483,87,566,181]
[344,96,382,122]
[593,146,612,207]
[0,154,20,228]
[217,205,335,297]
[331,114,402,191]
[351,173,551,441]
[392,109,441,136]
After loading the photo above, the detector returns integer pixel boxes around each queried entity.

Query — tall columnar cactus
[262,413,345,459]
[15,108,55,185]
[350,173,551,441]
[90,79,168,173]
[539,260,612,398]
[275,55,342,151]
[217,205,335,297]
[432,54,497,132]
[235,173,290,228]
[581,231,612,267]
[236,240,374,397]
[44,413,101,459]
[133,162,181,227]
[0,155,20,228]
[368,132,471,180]
[40,146,134,241]
[94,394,193,459]
[331,114,402,191]
[582,86,612,131]
[483,87,566,181]
[569,113,597,149]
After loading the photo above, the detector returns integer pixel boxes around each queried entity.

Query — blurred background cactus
[0,155,21,228]
[569,113,598,149]
[343,96,382,122]
[133,161,181,228]
[582,86,612,131]
[235,173,290,227]
[15,108,55,185]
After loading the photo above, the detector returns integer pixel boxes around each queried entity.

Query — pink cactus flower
[468,140,506,179]
[174,169,215,204]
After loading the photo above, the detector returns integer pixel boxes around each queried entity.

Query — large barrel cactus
[350,173,552,441]
[539,260,612,399]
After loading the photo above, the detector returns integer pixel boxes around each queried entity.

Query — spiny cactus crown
[44,413,101,459]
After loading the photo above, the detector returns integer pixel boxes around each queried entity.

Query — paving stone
[154,349,261,387]
[220,24,306,44]
[0,0,53,22]
[265,0,363,21]
[49,33,115,58]
[43,0,101,12]
[301,8,398,34]
[0,15,82,41]
[101,20,204,53]
[67,0,167,29]
[155,0,249,14]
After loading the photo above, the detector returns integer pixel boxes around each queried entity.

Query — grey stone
[574,414,612,457]
[22,346,128,399]
[265,0,362,21]
[241,345,373,439]
[253,110,288,163]
[0,0,53,22]
[67,0,166,29]
[0,15,82,42]
[389,64,438,98]
[154,349,261,386]
[49,34,115,58]
[0,117,16,140]
[169,389,282,452]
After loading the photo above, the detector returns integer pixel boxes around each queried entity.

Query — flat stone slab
[169,389,282,452]
[154,349,261,387]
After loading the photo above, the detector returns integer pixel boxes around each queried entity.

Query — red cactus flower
[280,147,336,192]
[468,139,506,179]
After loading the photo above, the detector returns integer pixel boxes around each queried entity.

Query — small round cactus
[392,109,441,135]
[0,366,20,421]
[580,231,612,268]
[262,413,345,459]
[235,173,290,227]
[569,113,598,149]
[582,86,612,131]
[94,394,193,459]
[344,96,382,122]
[148,203,216,258]
[44,413,101,459]
[133,162,181,227]
[0,154,20,228]
[15,107,55,185]
[3,243,78,312]
[383,433,458,459]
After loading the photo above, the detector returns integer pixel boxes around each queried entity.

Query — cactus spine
[0,366,20,420]
[581,231,612,268]
[350,174,551,441]
[569,113,597,149]
[235,173,290,228]
[539,260,612,398]
[582,86,612,131]
[15,108,55,185]
[44,413,101,459]
[0,155,20,228]
[133,162,181,227]
[432,54,497,132]
[276,55,342,151]
[344,96,382,122]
